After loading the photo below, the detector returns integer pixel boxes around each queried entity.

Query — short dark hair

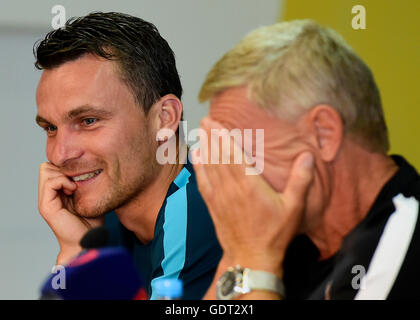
[34,12,183,113]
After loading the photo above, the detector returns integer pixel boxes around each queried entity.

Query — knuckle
[39,162,51,172]
[38,201,48,217]
[45,176,56,185]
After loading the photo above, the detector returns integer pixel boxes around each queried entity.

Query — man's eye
[82,118,97,126]
[45,125,57,133]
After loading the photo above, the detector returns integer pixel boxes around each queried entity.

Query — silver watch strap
[243,268,285,298]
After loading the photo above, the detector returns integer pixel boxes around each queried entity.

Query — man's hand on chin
[38,162,104,265]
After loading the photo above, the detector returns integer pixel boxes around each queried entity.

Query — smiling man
[34,12,221,299]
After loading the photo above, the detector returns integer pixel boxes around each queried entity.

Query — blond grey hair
[199,19,389,153]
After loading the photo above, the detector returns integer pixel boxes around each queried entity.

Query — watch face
[221,271,236,296]
[217,270,237,300]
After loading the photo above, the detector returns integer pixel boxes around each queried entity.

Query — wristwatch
[216,265,285,300]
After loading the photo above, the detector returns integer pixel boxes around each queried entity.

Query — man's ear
[300,104,344,162]
[151,94,183,142]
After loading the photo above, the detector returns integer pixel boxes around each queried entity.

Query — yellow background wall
[280,0,419,170]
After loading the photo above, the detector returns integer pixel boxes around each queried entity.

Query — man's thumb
[283,152,315,208]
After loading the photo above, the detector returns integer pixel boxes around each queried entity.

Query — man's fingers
[63,187,75,196]
[41,176,76,206]
[39,162,73,191]
[48,176,76,192]
[191,149,213,199]
[199,118,225,182]
[201,117,250,180]
[198,118,210,164]
[283,152,315,210]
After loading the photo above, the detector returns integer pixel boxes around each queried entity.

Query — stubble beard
[73,141,158,219]
[73,160,158,219]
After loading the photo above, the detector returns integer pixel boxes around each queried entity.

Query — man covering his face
[194,20,420,300]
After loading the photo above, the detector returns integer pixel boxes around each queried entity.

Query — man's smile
[69,169,103,182]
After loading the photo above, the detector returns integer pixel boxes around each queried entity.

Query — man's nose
[47,128,84,167]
